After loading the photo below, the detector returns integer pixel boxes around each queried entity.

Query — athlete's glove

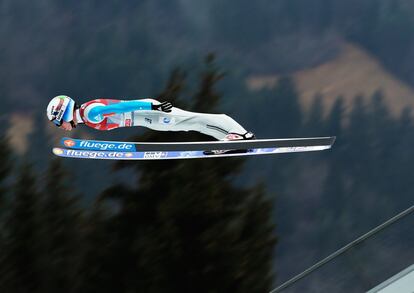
[152,101,173,113]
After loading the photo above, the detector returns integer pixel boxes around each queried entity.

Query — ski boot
[203,132,256,155]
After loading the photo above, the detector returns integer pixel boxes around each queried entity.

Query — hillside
[246,42,414,117]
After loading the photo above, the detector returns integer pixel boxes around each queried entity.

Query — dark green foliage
[305,94,325,133]
[272,76,302,136]
[0,135,12,210]
[326,97,345,138]
[0,134,13,289]
[75,202,119,293]
[37,159,83,293]
[254,76,302,138]
[1,162,41,293]
[155,68,188,108]
[99,57,277,292]
[192,54,225,113]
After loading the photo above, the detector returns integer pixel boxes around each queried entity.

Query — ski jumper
[77,98,248,140]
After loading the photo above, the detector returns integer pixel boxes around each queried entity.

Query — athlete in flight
[46,95,255,141]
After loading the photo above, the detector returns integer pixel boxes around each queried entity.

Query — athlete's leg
[132,99,250,140]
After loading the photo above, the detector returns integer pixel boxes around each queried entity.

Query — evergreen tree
[367,91,394,191]
[326,96,345,139]
[0,136,12,199]
[37,158,83,293]
[269,76,302,137]
[102,59,277,292]
[393,106,414,209]
[0,134,12,222]
[344,95,370,182]
[0,161,41,293]
[305,93,325,134]
[0,130,13,292]
[322,96,346,212]
[156,68,188,108]
[192,53,225,113]
[76,201,118,293]
[319,97,347,250]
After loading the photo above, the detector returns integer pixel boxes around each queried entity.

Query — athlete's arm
[89,100,151,117]
[88,100,172,119]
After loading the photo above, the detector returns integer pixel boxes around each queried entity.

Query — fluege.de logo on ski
[64,139,76,147]
[67,149,125,159]
[79,140,134,151]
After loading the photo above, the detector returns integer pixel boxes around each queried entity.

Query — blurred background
[0,0,413,292]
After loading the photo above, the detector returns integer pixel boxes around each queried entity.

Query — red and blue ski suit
[77,98,248,140]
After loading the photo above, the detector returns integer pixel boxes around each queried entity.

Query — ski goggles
[50,99,71,127]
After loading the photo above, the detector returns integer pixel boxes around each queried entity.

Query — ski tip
[52,147,65,156]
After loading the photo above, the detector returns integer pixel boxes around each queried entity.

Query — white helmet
[46,95,75,126]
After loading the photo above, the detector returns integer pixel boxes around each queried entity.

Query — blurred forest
[0,0,414,292]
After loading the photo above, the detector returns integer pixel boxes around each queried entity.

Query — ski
[52,143,334,161]
[60,136,336,152]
